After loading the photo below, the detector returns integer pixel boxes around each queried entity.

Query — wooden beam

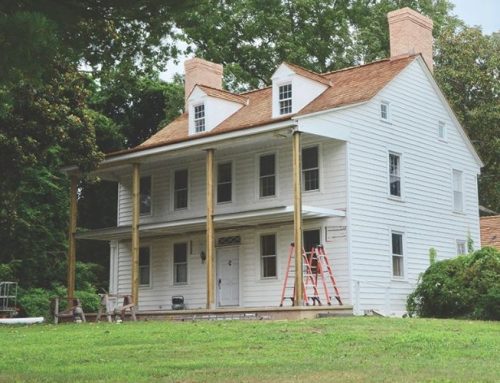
[67,175,78,299]
[292,131,304,306]
[131,163,140,306]
[206,149,215,309]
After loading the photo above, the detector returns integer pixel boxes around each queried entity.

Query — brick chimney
[387,7,434,71]
[184,57,223,109]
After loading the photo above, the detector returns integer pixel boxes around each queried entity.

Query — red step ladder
[279,243,321,306]
[310,245,343,305]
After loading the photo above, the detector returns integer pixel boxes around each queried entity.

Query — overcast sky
[160,1,499,81]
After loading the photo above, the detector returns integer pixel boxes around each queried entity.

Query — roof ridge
[283,61,332,86]
[238,85,272,95]
[321,54,418,77]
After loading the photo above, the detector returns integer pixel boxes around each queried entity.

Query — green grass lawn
[0,317,498,382]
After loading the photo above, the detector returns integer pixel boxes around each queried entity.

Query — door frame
[216,246,240,307]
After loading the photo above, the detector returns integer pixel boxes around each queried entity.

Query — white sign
[325,226,346,242]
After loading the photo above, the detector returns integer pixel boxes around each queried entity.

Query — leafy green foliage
[407,247,500,320]
[17,288,51,318]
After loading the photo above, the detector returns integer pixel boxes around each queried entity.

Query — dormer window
[194,104,205,132]
[279,84,292,115]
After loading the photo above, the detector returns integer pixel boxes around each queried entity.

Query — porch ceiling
[75,205,345,241]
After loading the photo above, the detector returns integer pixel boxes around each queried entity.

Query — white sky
[160,1,499,81]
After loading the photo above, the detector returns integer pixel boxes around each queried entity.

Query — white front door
[216,247,239,307]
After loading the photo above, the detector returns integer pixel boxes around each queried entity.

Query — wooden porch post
[131,163,140,306]
[67,174,78,299]
[206,149,215,309]
[292,131,304,306]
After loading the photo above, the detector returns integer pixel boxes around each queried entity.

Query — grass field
[0,317,499,382]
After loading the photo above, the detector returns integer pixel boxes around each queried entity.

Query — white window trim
[193,103,206,133]
[139,245,152,288]
[390,230,406,280]
[387,150,403,201]
[216,160,234,205]
[171,167,190,211]
[456,239,467,255]
[438,121,447,142]
[452,169,465,214]
[255,151,279,200]
[278,82,293,116]
[302,144,322,193]
[139,175,153,217]
[258,232,278,280]
[380,100,391,122]
[173,242,189,286]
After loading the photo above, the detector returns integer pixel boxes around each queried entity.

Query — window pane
[140,176,151,214]
[389,154,401,197]
[175,264,187,284]
[173,243,187,263]
[217,183,232,203]
[390,176,401,197]
[140,266,150,286]
[261,235,276,256]
[260,176,275,197]
[457,241,466,255]
[304,169,319,191]
[392,233,403,255]
[262,256,277,278]
[303,230,321,253]
[139,247,150,266]
[139,247,150,285]
[260,154,275,176]
[302,147,318,170]
[174,169,188,209]
[392,256,403,277]
[279,84,292,100]
[381,103,388,119]
[175,169,188,189]
[218,163,232,183]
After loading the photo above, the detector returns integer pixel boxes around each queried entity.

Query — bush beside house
[407,247,500,320]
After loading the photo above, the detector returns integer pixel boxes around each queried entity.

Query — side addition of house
[65,8,482,317]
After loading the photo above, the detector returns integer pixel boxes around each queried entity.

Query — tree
[434,26,500,212]
[177,0,455,90]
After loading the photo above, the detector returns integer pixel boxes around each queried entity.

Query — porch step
[173,312,271,321]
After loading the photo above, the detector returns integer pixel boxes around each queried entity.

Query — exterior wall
[117,137,347,226]
[112,138,350,309]
[115,217,349,311]
[321,60,480,314]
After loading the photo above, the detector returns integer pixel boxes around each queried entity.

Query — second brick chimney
[184,57,223,109]
[387,7,434,71]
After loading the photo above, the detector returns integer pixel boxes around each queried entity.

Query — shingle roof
[111,54,418,157]
[480,215,500,249]
[283,62,332,86]
[196,84,249,105]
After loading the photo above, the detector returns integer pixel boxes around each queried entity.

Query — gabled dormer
[187,85,248,135]
[271,63,331,118]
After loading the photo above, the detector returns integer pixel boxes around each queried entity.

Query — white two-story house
[66,8,482,316]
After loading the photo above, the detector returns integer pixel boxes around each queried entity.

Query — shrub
[407,247,500,320]
[17,288,51,318]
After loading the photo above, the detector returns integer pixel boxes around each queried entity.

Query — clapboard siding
[327,60,480,314]
[117,138,347,225]
[115,218,350,310]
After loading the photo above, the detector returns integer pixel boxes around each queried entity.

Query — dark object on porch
[172,296,185,310]
[53,297,86,324]
[96,293,137,322]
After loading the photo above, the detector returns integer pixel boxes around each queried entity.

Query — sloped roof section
[195,84,249,105]
[480,216,500,249]
[283,62,332,86]
[114,55,417,156]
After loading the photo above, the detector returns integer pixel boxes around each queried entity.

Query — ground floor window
[139,247,151,286]
[261,234,277,278]
[391,231,404,277]
[174,243,188,284]
[456,240,467,255]
[303,229,321,274]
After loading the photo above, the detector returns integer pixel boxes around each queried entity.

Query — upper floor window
[302,146,319,191]
[140,176,152,215]
[259,154,276,198]
[389,153,401,197]
[438,121,447,140]
[279,83,292,115]
[139,246,151,286]
[174,169,188,210]
[261,234,277,278]
[173,242,188,284]
[380,101,390,121]
[453,169,463,212]
[217,162,232,203]
[194,104,205,133]
[391,231,404,278]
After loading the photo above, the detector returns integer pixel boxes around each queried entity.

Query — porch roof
[75,205,345,241]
